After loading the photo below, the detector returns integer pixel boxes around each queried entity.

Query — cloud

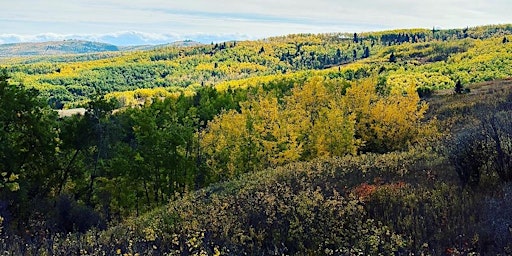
[1,0,512,44]
[0,31,253,46]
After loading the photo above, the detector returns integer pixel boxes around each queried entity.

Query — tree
[363,46,370,58]
[336,48,342,59]
[0,69,61,235]
[284,77,355,158]
[0,69,59,196]
[448,107,512,187]
[481,109,512,182]
[343,79,430,152]
[455,80,464,94]
[389,52,396,63]
[200,109,252,180]
[201,77,360,179]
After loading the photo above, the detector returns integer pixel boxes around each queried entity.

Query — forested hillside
[3,25,512,110]
[1,24,512,255]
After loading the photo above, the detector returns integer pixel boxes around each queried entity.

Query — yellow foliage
[200,110,251,179]
[203,75,432,177]
[285,76,359,158]
[312,101,359,157]
[344,79,430,152]
[245,96,306,166]
[201,76,364,178]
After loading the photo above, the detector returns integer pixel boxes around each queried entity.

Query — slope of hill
[0,40,120,57]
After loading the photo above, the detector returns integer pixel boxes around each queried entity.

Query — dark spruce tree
[363,46,370,58]
[454,80,463,94]
[389,52,396,63]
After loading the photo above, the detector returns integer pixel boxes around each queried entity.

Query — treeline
[109,34,512,109]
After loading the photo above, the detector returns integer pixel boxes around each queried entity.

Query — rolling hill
[0,39,203,58]
[0,40,120,57]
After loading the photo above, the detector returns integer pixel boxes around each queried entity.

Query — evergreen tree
[363,46,370,58]
[389,52,396,63]
[454,80,463,94]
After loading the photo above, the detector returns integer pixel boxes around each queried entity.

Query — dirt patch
[57,108,86,118]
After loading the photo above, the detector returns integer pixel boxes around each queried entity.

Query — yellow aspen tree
[343,78,378,146]
[311,101,359,157]
[285,76,358,159]
[246,96,306,167]
[369,84,429,151]
[344,79,429,152]
[200,109,250,180]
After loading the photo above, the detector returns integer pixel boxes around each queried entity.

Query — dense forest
[1,24,512,255]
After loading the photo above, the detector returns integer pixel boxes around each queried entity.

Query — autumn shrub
[366,183,481,254]
[54,195,105,233]
[92,150,436,255]
[477,183,512,253]
[367,180,512,255]
[7,148,498,255]
[447,128,489,187]
[447,107,512,186]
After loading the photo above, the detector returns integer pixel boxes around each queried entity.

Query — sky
[1,0,511,46]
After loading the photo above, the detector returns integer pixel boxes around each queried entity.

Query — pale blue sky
[1,0,511,45]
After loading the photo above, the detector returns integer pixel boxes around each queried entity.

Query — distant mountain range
[0,40,202,58]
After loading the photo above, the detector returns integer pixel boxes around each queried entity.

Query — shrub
[54,195,105,233]
[447,128,489,187]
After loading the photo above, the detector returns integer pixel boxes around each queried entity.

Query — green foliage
[3,32,380,107]
[0,172,19,192]
[0,69,59,195]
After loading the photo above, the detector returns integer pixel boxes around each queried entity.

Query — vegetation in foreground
[0,25,512,255]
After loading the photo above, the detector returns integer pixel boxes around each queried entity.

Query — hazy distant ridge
[0,40,202,57]
[0,40,119,57]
